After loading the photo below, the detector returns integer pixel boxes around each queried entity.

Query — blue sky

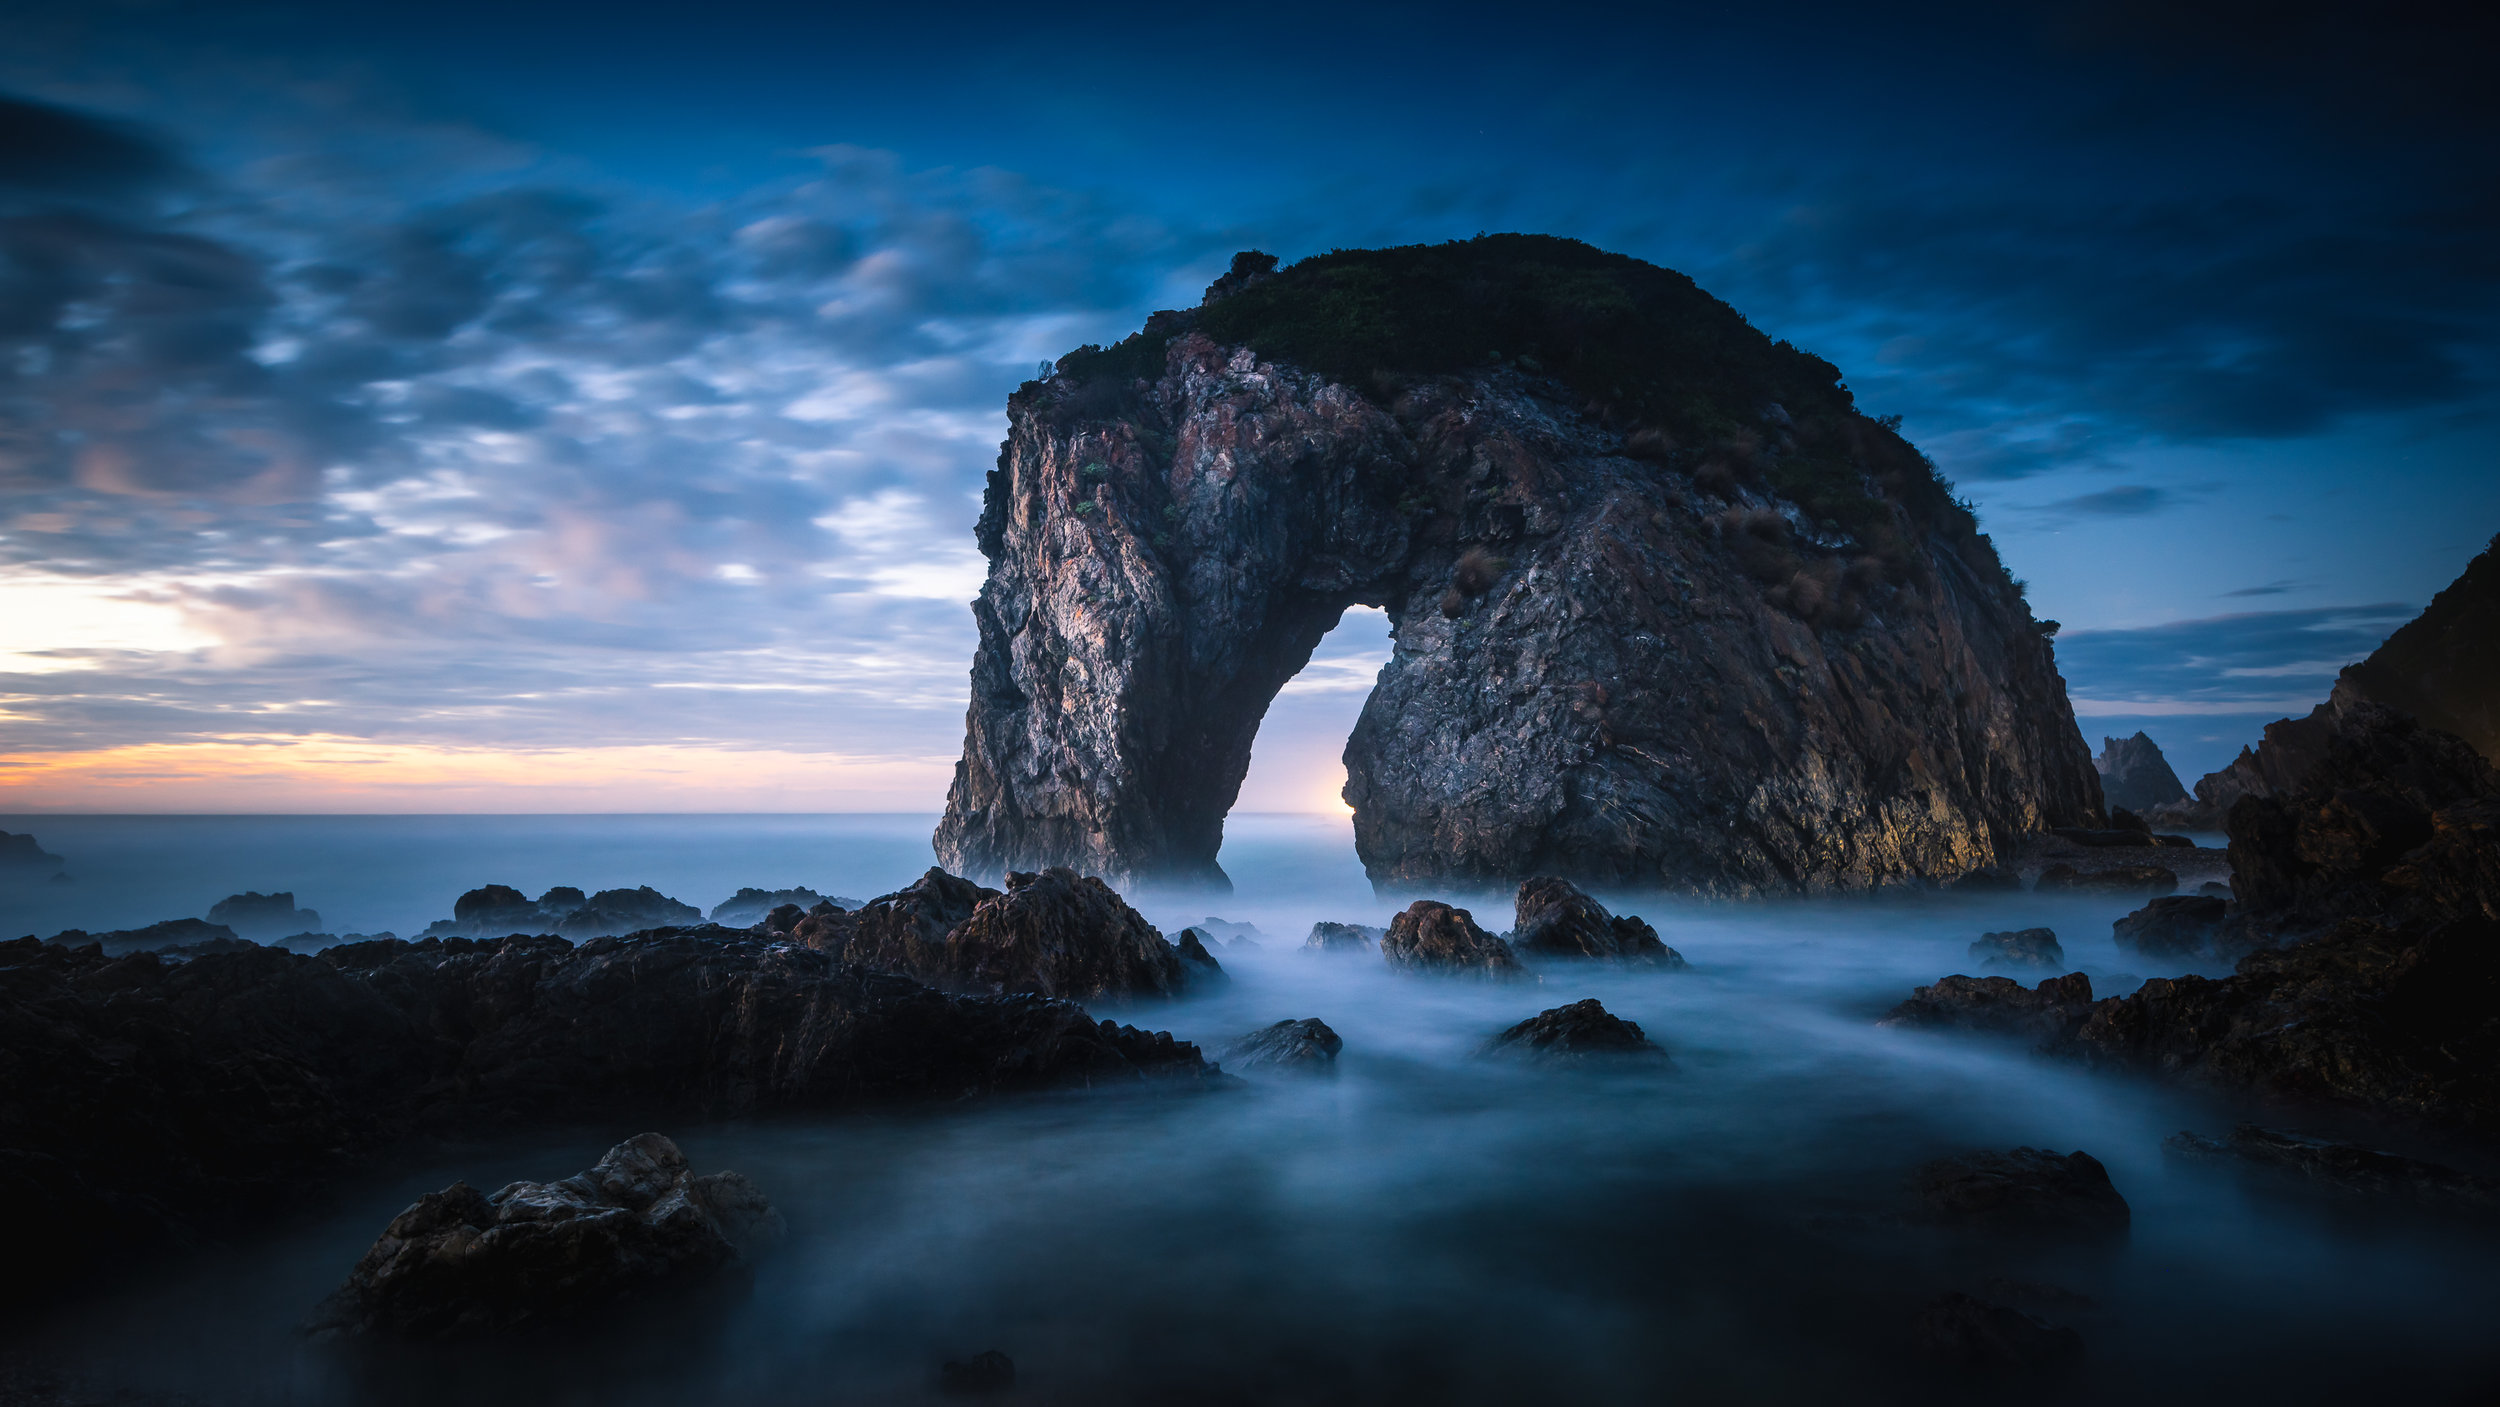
[0,0,2493,808]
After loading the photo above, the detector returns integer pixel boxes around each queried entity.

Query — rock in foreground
[1381,902,1529,981]
[1508,877,1684,967]
[1220,1018,1344,1075]
[1879,973,2095,1045]
[1910,1148,2130,1238]
[308,1133,784,1338]
[1484,999,1667,1064]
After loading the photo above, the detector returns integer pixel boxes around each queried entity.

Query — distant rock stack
[2092,732,2188,814]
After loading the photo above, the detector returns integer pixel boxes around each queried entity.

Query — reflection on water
[12,814,2500,1404]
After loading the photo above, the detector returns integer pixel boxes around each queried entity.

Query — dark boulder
[1910,1147,2130,1237]
[939,868,1199,1001]
[813,867,995,972]
[1911,1291,2083,1374]
[2033,862,2177,896]
[1193,917,1265,949]
[1303,921,1384,953]
[1175,928,1229,988]
[307,1133,784,1338]
[1508,877,1684,967]
[1219,1018,1343,1075]
[2165,1124,2500,1214]
[1483,999,1667,1063]
[2110,895,2235,962]
[1380,901,1530,982]
[206,891,321,941]
[554,887,704,940]
[444,884,543,935]
[1879,973,2095,1045]
[42,917,239,954]
[2095,732,2189,813]
[1947,866,2023,893]
[711,887,842,927]
[1967,928,2062,971]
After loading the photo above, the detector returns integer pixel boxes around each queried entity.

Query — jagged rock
[1967,928,2062,970]
[1508,877,1684,967]
[1219,1018,1343,1074]
[2110,895,2235,962]
[1910,1148,2130,1237]
[1193,917,1265,948]
[806,867,993,970]
[206,891,321,941]
[1879,973,2096,1044]
[1484,998,1666,1063]
[2338,532,2499,761]
[2165,1124,2500,1214]
[711,887,840,927]
[940,1349,1017,1396]
[0,831,66,881]
[1911,1291,2084,1374]
[938,868,1204,1001]
[0,930,1219,1305]
[1303,921,1383,953]
[2033,862,2177,896]
[2095,732,2188,813]
[1947,866,2023,893]
[1380,901,1529,981]
[933,236,2099,893]
[554,887,704,940]
[41,917,238,954]
[1175,928,1228,988]
[306,1133,785,1338]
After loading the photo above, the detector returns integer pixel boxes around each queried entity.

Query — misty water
[7,813,2497,1404]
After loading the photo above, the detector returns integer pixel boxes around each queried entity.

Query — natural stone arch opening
[1231,605,1396,819]
[934,239,2102,895]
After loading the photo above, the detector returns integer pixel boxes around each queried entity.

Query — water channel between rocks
[12,814,2497,1405]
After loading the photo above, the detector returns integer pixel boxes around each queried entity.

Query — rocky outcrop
[1219,1018,1343,1074]
[1380,901,1529,981]
[2332,533,2499,762]
[1507,877,1683,967]
[1910,1148,2130,1237]
[2109,895,2235,963]
[0,930,1219,1304]
[307,1133,785,1338]
[712,887,848,927]
[0,830,65,881]
[418,884,705,940]
[1303,921,1382,953]
[934,235,2100,893]
[2094,731,2188,813]
[1967,928,2062,971]
[1483,998,1666,1063]
[2165,1125,2500,1213]
[40,916,238,953]
[206,891,320,940]
[1879,973,2096,1044]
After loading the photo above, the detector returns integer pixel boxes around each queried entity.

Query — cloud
[2221,579,2300,597]
[2028,484,2172,521]
[0,93,187,205]
[2053,603,2415,718]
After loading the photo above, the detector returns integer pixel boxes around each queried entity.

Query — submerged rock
[1912,1291,2083,1374]
[1484,999,1667,1063]
[1879,973,2095,1045]
[1967,928,2062,971]
[1380,901,1529,981]
[307,1133,784,1339]
[2033,862,2177,896]
[206,891,321,940]
[1508,877,1684,967]
[1303,921,1384,953]
[1220,1018,1344,1074]
[2165,1125,2500,1214]
[1910,1147,2130,1238]
[933,237,2099,893]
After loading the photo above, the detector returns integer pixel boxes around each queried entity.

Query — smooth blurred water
[10,813,2499,1404]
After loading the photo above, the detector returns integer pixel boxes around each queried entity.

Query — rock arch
[934,240,2101,892]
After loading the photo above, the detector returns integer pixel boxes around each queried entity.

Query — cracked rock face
[935,239,2098,893]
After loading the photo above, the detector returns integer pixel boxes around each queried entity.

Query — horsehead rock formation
[935,237,2101,893]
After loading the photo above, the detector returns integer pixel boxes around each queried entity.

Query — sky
[0,0,2494,812]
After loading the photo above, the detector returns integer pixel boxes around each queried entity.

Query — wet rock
[1879,973,2095,1044]
[1912,1291,2083,1374]
[1380,901,1530,981]
[933,239,2100,893]
[0,930,1221,1304]
[1910,1147,2130,1237]
[940,1350,1016,1396]
[939,868,1201,1001]
[1484,999,1666,1063]
[1947,866,2023,893]
[2033,862,2177,896]
[2110,895,2235,962]
[554,887,705,940]
[2165,1124,2500,1214]
[1219,1018,1343,1074]
[2095,731,2189,813]
[711,887,845,927]
[206,892,321,940]
[1967,928,2062,971]
[307,1133,784,1338]
[1303,921,1383,953]
[814,867,994,969]
[1508,877,1684,967]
